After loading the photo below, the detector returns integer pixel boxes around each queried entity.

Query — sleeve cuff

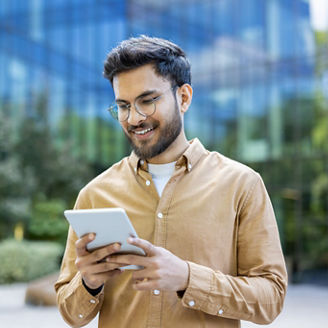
[180,261,213,310]
[82,278,104,296]
[180,262,234,318]
[62,272,104,323]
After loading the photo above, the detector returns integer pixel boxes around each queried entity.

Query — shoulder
[204,151,269,211]
[190,138,262,189]
[206,150,260,184]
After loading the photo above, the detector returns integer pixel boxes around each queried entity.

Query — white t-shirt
[147,161,176,197]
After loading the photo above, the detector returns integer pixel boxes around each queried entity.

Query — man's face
[112,64,183,160]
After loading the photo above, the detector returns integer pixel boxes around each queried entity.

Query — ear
[178,84,193,113]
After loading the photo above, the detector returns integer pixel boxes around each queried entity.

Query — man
[55,36,287,328]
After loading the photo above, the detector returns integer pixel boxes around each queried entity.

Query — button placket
[147,165,185,327]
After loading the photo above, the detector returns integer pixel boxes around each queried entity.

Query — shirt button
[78,314,83,318]
[218,309,224,315]
[188,163,192,170]
[140,160,144,165]
[90,299,96,304]
[146,180,151,186]
[157,212,163,219]
[188,300,195,307]
[153,289,160,295]
[134,167,137,173]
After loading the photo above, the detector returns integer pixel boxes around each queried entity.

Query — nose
[127,105,146,126]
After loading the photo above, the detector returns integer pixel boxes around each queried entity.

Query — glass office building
[1,0,327,282]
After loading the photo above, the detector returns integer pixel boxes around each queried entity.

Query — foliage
[14,100,93,204]
[0,93,94,241]
[0,239,63,284]
[0,112,36,239]
[314,31,328,75]
[27,199,69,246]
[250,93,328,277]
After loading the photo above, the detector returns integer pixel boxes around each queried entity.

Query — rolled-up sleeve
[181,174,287,324]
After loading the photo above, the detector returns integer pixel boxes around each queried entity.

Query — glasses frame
[107,86,177,122]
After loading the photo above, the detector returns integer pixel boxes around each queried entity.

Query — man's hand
[75,233,125,290]
[109,237,189,292]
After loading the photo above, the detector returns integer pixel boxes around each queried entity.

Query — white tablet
[64,208,145,270]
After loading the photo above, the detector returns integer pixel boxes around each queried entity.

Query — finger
[86,268,124,287]
[75,243,122,271]
[127,237,157,256]
[86,261,126,274]
[75,233,95,256]
[109,254,149,267]
[90,243,121,263]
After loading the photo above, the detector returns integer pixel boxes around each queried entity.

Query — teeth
[134,128,153,135]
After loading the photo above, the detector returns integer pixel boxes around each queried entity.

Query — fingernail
[127,237,134,243]
[114,243,120,251]
[89,233,95,240]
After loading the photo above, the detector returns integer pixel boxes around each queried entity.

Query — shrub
[27,199,68,246]
[0,239,63,284]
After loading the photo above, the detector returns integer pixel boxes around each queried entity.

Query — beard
[124,102,182,160]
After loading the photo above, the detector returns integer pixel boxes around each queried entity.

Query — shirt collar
[129,138,207,175]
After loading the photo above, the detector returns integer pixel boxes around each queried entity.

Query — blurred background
[0,0,327,327]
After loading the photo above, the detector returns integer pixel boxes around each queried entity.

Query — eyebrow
[115,89,158,103]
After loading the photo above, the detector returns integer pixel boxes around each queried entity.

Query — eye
[117,103,130,111]
[141,96,160,104]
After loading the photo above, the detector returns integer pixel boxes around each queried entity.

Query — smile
[133,128,154,135]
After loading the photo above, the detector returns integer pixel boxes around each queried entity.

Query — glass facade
[1,0,327,282]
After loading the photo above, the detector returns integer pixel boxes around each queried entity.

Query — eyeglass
[107,86,176,122]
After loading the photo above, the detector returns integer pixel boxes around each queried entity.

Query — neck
[147,132,189,164]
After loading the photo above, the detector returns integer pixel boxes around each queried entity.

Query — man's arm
[111,174,287,324]
[55,227,104,327]
[55,185,126,327]
[179,175,287,323]
[55,227,125,327]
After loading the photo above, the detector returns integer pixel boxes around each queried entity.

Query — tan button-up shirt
[55,138,287,328]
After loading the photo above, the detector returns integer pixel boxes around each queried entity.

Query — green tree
[14,94,93,204]
[0,93,94,241]
[0,111,35,239]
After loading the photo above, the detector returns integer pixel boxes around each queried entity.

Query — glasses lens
[135,98,156,117]
[108,104,119,120]
[109,92,163,122]
[109,104,130,121]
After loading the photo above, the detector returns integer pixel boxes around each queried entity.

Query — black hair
[103,35,191,87]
